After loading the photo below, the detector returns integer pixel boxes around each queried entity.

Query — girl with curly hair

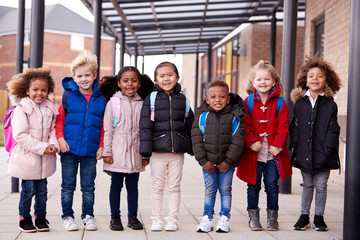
[6,67,59,233]
[290,57,341,231]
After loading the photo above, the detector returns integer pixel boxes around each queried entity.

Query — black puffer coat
[191,93,246,167]
[140,83,194,158]
[289,88,340,174]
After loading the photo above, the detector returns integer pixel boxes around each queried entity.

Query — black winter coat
[191,93,246,167]
[140,83,194,158]
[290,89,340,174]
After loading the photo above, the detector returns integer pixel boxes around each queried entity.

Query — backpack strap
[199,111,209,142]
[150,91,158,121]
[110,97,121,128]
[184,94,190,119]
[276,96,284,116]
[62,90,71,115]
[231,116,240,136]
[247,93,254,117]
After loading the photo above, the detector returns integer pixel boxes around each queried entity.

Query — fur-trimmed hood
[290,86,336,103]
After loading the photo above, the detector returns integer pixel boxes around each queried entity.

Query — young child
[6,67,59,233]
[236,60,292,231]
[290,57,341,231]
[99,66,154,231]
[139,61,194,231]
[191,80,245,233]
[55,50,106,231]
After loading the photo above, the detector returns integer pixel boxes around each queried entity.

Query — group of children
[5,50,342,234]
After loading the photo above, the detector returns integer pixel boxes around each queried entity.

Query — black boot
[293,214,310,231]
[128,215,143,230]
[109,216,124,231]
[35,214,50,232]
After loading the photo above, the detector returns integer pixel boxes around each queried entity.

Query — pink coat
[8,97,59,180]
[103,92,144,174]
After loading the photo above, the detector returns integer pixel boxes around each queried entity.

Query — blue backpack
[198,112,240,142]
[247,93,284,117]
[149,91,190,121]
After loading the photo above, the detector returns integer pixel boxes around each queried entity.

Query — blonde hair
[70,50,98,76]
[7,66,55,100]
[245,60,285,97]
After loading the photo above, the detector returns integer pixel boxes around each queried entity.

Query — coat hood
[154,82,182,94]
[62,76,100,93]
[290,86,336,103]
[19,97,58,116]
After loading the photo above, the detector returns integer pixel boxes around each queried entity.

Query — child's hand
[250,141,261,152]
[269,145,282,156]
[58,137,70,153]
[203,161,216,173]
[217,161,230,173]
[44,144,57,155]
[103,156,113,164]
[96,147,104,160]
[142,159,150,167]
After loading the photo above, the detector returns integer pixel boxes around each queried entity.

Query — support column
[92,0,101,77]
[120,23,125,68]
[270,9,277,66]
[135,45,138,68]
[142,56,145,74]
[279,0,298,194]
[113,37,117,75]
[207,41,212,83]
[12,0,26,193]
[194,52,199,108]
[343,1,360,239]
[29,0,45,68]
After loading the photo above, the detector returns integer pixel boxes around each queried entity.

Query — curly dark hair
[6,66,55,100]
[296,56,341,93]
[99,66,154,101]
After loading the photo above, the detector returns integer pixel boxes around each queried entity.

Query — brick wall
[0,31,114,120]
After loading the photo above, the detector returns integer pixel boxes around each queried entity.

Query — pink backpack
[3,106,17,162]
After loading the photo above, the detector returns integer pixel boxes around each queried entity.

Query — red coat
[236,86,292,185]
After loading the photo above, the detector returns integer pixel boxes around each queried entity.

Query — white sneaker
[82,215,97,231]
[63,217,79,231]
[216,215,230,233]
[197,215,213,232]
[164,217,178,231]
[150,217,163,231]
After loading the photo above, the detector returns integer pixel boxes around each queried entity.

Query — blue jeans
[19,179,48,218]
[247,160,279,210]
[202,166,235,219]
[110,172,139,218]
[61,154,97,219]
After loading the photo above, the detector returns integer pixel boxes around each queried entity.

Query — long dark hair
[99,66,154,101]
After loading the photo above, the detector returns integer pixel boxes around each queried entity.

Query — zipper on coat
[39,104,44,178]
[169,95,174,152]
[129,97,134,170]
[81,102,89,156]
[216,112,220,163]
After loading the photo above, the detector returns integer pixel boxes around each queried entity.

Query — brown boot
[247,208,262,231]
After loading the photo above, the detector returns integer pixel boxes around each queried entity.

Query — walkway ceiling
[80,0,306,56]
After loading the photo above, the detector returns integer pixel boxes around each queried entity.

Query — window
[71,35,84,50]
[24,32,30,45]
[314,15,324,59]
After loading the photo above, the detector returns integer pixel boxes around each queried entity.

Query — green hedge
[0,124,3,146]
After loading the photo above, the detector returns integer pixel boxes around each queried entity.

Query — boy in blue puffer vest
[55,50,106,231]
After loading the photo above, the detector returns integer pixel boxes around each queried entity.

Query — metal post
[270,9,277,66]
[12,0,26,193]
[207,41,212,83]
[29,0,45,68]
[343,1,360,239]
[134,45,138,68]
[92,0,101,77]
[113,37,117,75]
[279,0,298,194]
[194,52,199,108]
[120,24,125,68]
[142,56,145,74]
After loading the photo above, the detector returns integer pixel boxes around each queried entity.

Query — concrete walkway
[0,147,344,240]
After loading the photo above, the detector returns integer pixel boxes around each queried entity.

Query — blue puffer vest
[61,77,105,158]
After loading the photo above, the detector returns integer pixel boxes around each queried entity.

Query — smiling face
[27,79,49,104]
[252,69,275,97]
[206,86,230,111]
[73,64,96,94]
[118,70,140,97]
[306,67,326,96]
[154,65,179,95]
